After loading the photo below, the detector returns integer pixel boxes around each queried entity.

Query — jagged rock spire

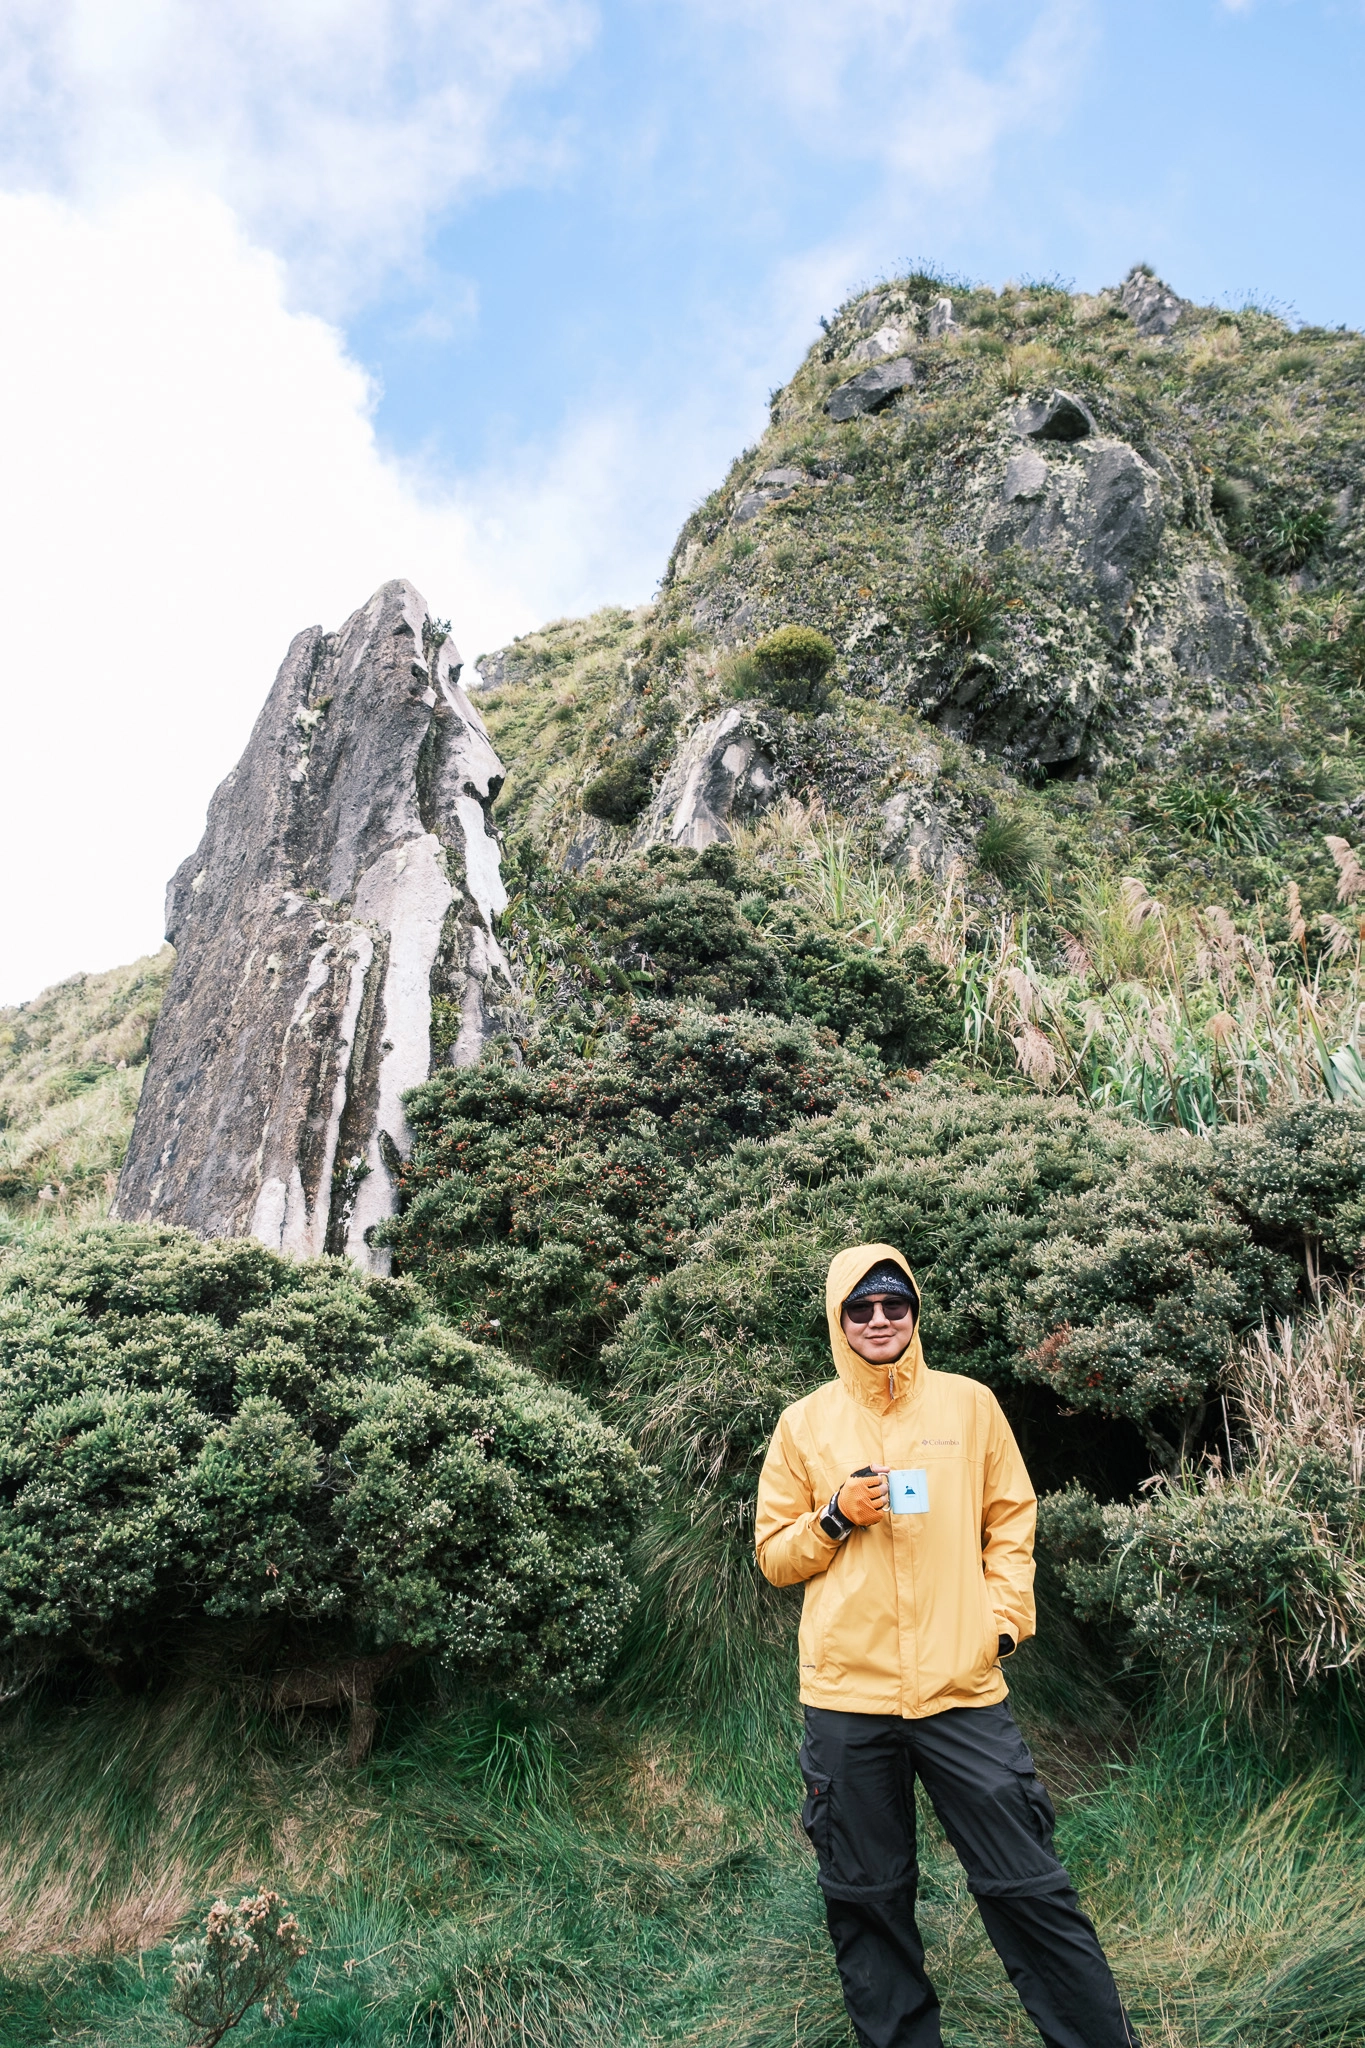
[116,580,517,1269]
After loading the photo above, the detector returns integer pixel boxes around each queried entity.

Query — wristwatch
[818,1489,855,1542]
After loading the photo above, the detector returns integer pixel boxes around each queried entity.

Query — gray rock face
[1013,389,1096,442]
[116,580,517,1270]
[733,468,810,523]
[642,705,778,850]
[992,435,1165,620]
[825,358,917,421]
[926,296,959,339]
[1120,269,1185,337]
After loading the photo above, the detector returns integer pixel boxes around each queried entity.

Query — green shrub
[565,853,788,1012]
[1213,1102,1365,1267]
[1040,1283,1365,1720]
[538,849,962,1065]
[782,934,961,1067]
[1040,1473,1359,1716]
[919,560,1002,648]
[611,1084,1295,1479]
[748,625,837,712]
[383,1003,876,1373]
[582,754,653,826]
[1041,1305,1365,1723]
[0,1228,650,1697]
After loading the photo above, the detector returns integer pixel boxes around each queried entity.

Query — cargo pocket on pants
[1010,1762,1058,1855]
[800,1772,833,1865]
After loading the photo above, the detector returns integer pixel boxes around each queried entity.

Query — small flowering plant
[170,1890,308,2046]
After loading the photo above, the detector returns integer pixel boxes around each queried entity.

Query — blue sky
[358,0,1365,482]
[1,0,1362,1000]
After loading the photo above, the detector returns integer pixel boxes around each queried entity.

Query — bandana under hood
[824,1242,924,1413]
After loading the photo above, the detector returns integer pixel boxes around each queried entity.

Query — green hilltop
[2,268,1365,2045]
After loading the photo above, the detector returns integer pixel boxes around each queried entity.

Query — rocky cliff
[475,267,1365,898]
[116,580,516,1269]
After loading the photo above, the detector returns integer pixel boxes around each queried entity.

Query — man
[756,1242,1137,2048]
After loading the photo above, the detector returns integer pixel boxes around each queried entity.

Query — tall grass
[736,802,1365,1130]
[0,1634,1359,2047]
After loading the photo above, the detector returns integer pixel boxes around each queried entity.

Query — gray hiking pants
[800,1702,1138,2048]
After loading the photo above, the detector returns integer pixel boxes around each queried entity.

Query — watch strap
[819,1489,855,1542]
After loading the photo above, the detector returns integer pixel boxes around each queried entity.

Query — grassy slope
[0,951,172,1216]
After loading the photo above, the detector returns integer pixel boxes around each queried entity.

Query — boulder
[642,706,778,850]
[850,324,910,365]
[1013,389,1096,442]
[116,580,517,1271]
[825,358,917,422]
[1119,268,1185,338]
[1077,443,1167,609]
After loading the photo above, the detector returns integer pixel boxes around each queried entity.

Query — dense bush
[383,1003,878,1372]
[748,625,837,712]
[559,846,961,1065]
[1213,1101,1365,1268]
[1040,1291,1365,1716]
[610,1085,1297,1491]
[567,852,788,1012]
[582,753,654,826]
[0,1227,650,1694]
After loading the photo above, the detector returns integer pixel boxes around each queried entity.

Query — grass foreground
[0,1605,1359,2047]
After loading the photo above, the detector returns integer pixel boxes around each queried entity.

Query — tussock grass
[693,1730,1365,2048]
[1,1646,1358,2047]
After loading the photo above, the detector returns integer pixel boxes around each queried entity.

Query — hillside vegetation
[3,269,1365,2045]
[0,951,172,1213]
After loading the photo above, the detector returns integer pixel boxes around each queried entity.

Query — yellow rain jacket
[756,1244,1036,1718]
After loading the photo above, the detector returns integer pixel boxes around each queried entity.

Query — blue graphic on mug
[888,1468,928,1515]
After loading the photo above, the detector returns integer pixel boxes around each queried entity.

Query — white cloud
[0,1,1104,1003]
[680,0,1091,191]
[0,184,717,1004]
[0,0,595,308]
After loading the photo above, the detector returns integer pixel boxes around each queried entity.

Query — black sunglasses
[843,1296,915,1326]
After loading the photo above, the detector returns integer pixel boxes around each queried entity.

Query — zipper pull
[888,1367,896,1400]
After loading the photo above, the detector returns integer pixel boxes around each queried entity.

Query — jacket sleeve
[980,1393,1037,1650]
[755,1407,842,1588]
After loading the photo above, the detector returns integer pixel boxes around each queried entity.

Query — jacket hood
[825,1243,924,1412]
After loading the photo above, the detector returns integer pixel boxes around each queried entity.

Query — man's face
[840,1294,916,1364]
